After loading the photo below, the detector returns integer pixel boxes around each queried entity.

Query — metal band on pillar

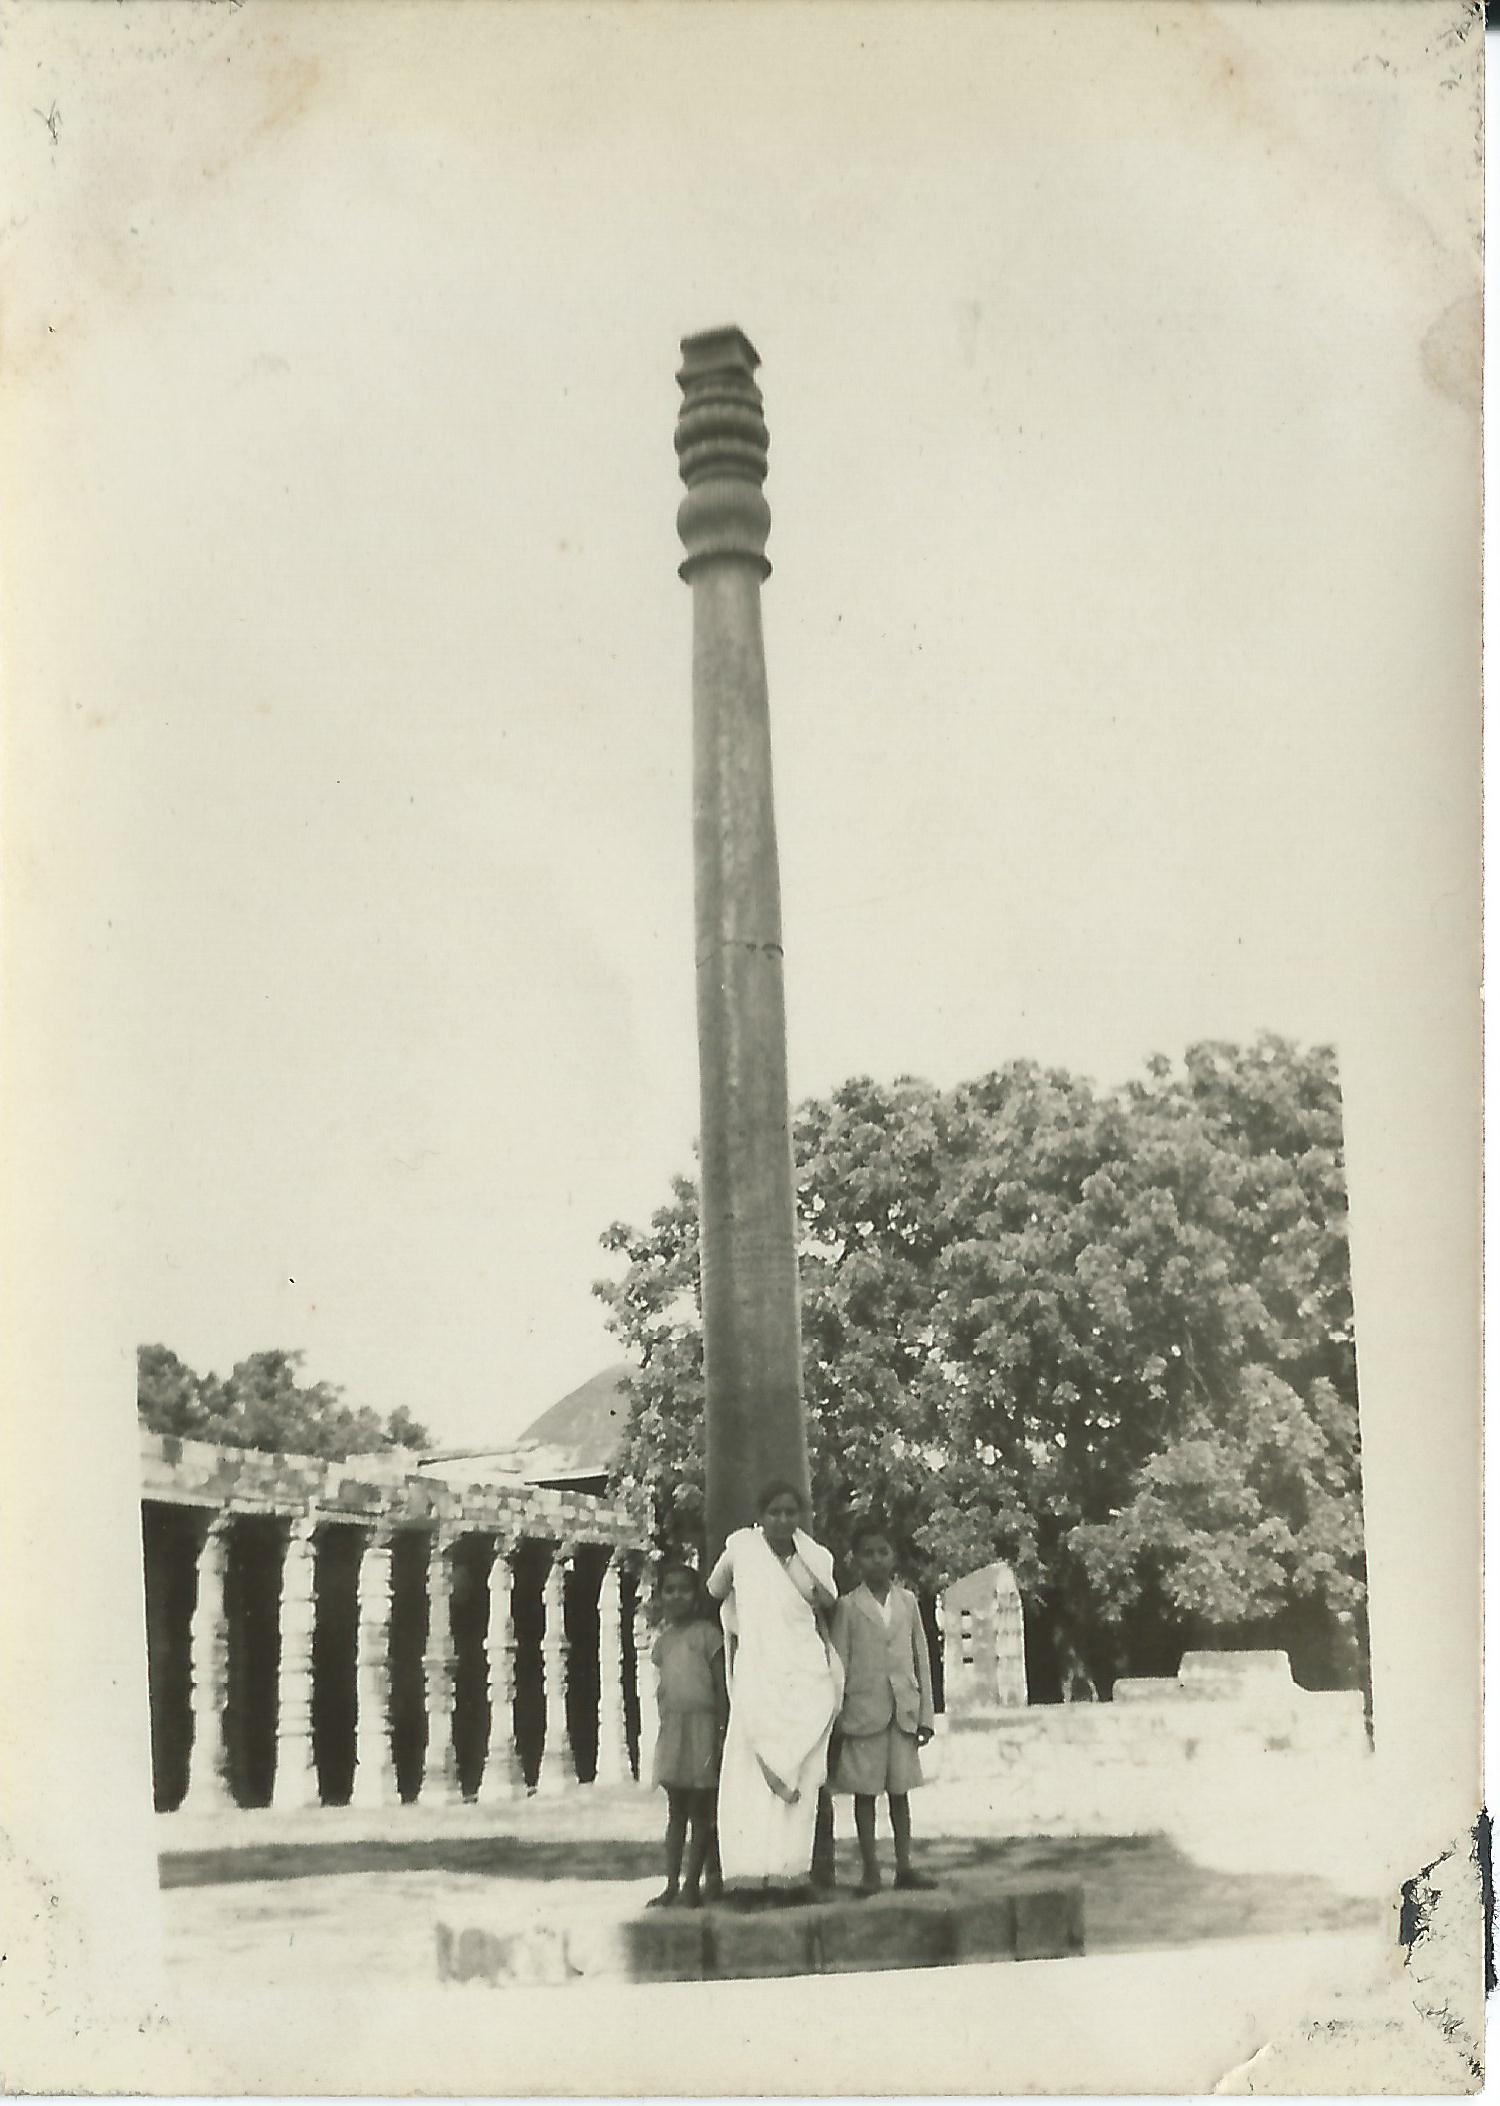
[676,328,809,1562]
[632,1576,659,1788]
[422,1531,463,1805]
[351,1525,398,1808]
[182,1511,233,1812]
[536,1549,574,1793]
[477,1538,525,1802]
[272,1517,320,1811]
[593,1551,629,1788]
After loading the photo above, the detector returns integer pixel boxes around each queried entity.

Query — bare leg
[854,1795,880,1893]
[812,1789,836,1889]
[683,1790,716,1901]
[649,1788,689,1905]
[890,1792,912,1877]
[891,1793,936,1888]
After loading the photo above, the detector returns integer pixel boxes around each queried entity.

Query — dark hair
[850,1515,896,1553]
[655,1559,707,1615]
[756,1478,805,1515]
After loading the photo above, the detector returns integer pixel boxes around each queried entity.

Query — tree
[137,1345,432,1461]
[594,1037,1366,1695]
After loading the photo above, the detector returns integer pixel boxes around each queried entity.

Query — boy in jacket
[829,1518,938,1896]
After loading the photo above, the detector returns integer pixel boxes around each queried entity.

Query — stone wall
[927,1650,1369,1834]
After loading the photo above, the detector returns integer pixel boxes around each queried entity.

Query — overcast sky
[3,2,1477,1449]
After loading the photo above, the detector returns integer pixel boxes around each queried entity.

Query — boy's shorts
[830,1724,924,1796]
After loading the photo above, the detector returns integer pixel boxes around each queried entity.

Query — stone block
[951,1889,1017,1963]
[707,1906,818,1980]
[437,1922,507,1984]
[1013,1883,1084,1961]
[455,1926,512,1985]
[815,1897,954,1975]
[435,1921,569,1987]
[623,1912,710,1982]
[563,1912,708,1983]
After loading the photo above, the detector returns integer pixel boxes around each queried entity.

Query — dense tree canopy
[137,1345,431,1461]
[594,1037,1366,1695]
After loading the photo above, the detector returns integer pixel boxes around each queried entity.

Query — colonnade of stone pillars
[156,1506,644,1815]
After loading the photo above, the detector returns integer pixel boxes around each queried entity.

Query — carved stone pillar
[633,1580,659,1788]
[593,1552,629,1787]
[182,1512,233,1812]
[536,1550,575,1793]
[350,1526,397,1808]
[271,1518,320,1810]
[422,1531,462,1805]
[477,1540,524,1802]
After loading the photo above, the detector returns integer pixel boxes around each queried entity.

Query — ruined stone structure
[939,1560,1030,1717]
[139,1431,648,1813]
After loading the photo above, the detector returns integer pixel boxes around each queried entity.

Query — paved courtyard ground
[157,1779,1388,1998]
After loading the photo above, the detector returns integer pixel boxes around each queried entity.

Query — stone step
[435,1880,1084,1987]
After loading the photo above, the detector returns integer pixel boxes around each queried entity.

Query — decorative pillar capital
[675,326,771,582]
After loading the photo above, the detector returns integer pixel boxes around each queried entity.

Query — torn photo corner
[0,0,1482,2095]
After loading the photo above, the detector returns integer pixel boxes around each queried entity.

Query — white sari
[706,1525,844,1889]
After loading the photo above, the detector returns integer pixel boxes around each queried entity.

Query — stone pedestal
[271,1520,320,1810]
[435,1879,1086,1988]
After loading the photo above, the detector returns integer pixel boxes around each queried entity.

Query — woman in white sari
[706,1481,843,1903]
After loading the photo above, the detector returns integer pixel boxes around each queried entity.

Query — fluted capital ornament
[675,327,771,580]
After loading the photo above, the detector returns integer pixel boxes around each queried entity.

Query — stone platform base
[436,1879,1084,1988]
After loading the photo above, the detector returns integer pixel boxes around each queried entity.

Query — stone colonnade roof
[139,1430,642,1547]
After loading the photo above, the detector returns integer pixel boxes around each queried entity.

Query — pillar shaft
[536,1551,574,1793]
[422,1533,463,1805]
[593,1554,629,1788]
[271,1519,320,1811]
[633,1584,659,1787]
[477,1542,525,1802]
[676,327,808,1561]
[182,1513,233,1812]
[351,1528,397,1808]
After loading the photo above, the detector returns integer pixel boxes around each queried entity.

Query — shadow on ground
[160,1830,1381,1954]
